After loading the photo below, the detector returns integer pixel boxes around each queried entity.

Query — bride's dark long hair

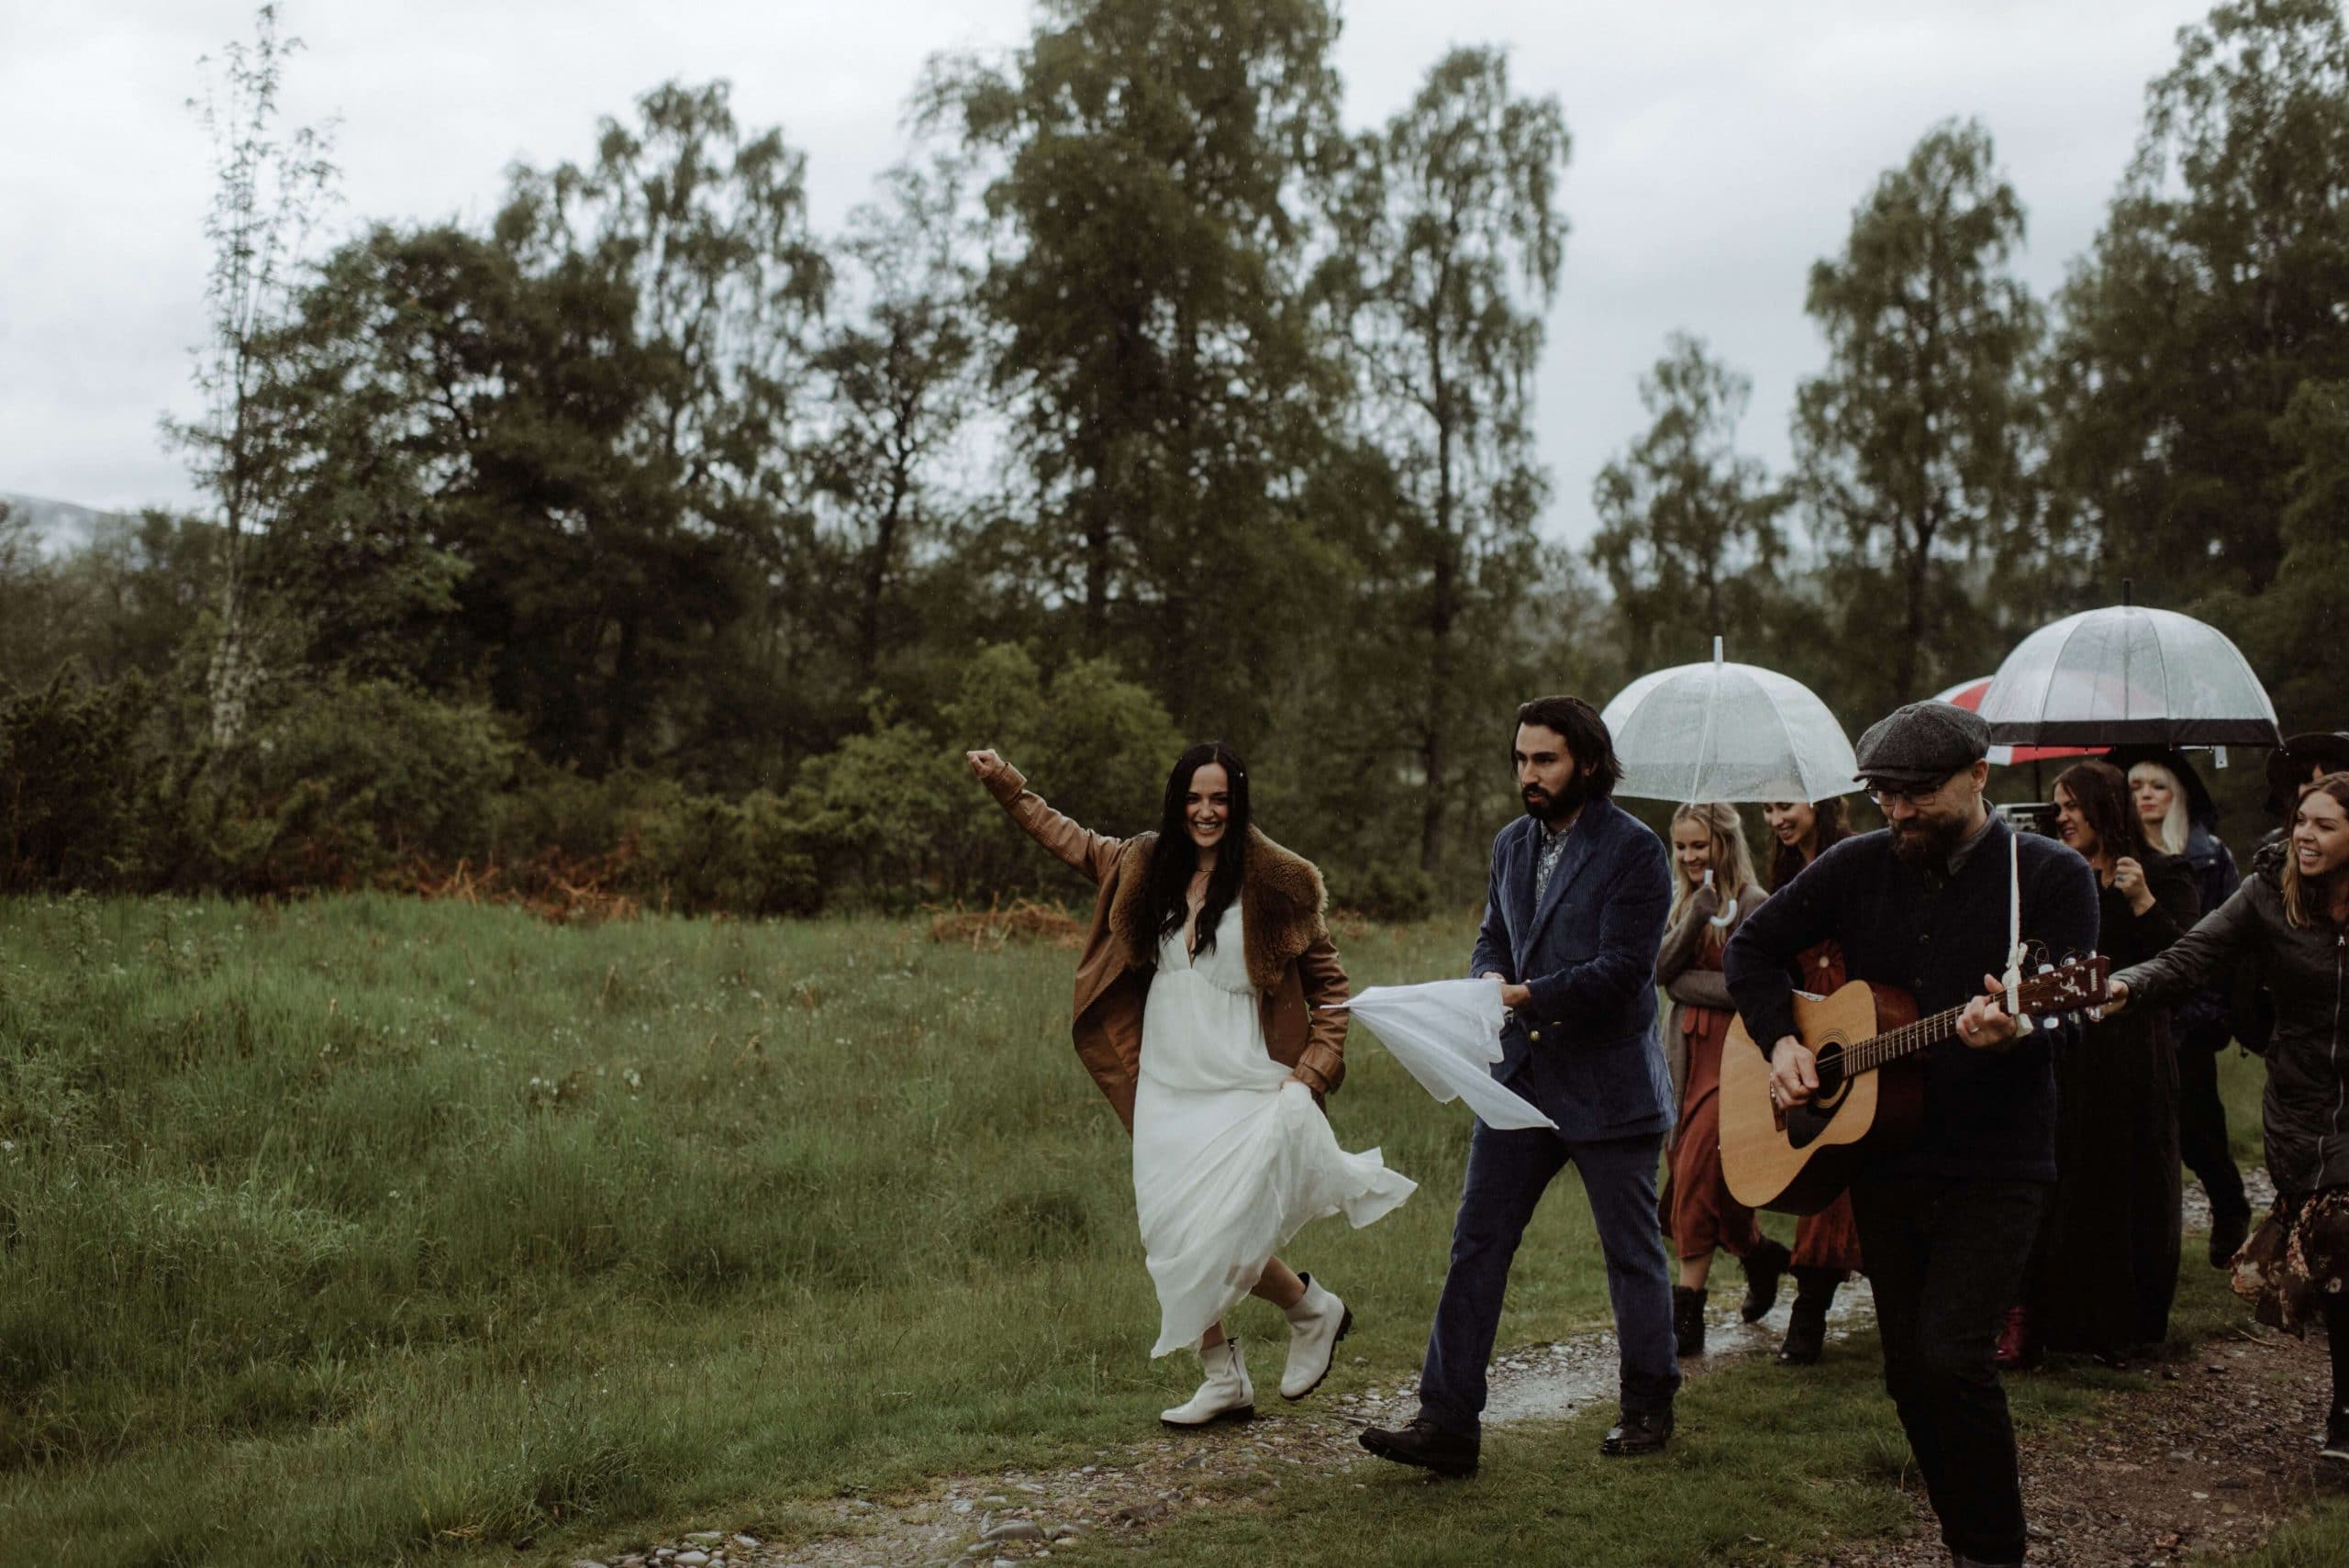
[1145,742,1251,958]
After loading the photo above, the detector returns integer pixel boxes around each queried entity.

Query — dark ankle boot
[1673,1284,1707,1358]
[1739,1238,1792,1323]
[1777,1267,1839,1364]
[2209,1206,2252,1269]
[2321,1404,2349,1462]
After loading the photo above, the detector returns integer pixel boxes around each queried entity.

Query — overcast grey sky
[0,0,2210,545]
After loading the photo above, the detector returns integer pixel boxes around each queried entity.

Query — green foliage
[2047,0,2349,747]
[1793,117,2044,717]
[2051,0,2349,606]
[1330,861,1439,922]
[929,0,1349,732]
[1316,46,1569,881]
[0,897,1508,1566]
[196,679,522,890]
[0,664,148,890]
[628,785,820,917]
[1590,333,1788,673]
[14,0,2337,914]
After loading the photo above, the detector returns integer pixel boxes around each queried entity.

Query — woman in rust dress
[1658,802,1781,1358]
[1759,795,1865,1364]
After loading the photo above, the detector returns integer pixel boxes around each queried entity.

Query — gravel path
[571,1282,1876,1568]
[578,1173,2334,1568]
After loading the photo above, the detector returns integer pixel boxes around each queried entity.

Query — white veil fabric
[1336,979,1557,1131]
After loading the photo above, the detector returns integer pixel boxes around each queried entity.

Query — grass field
[0,894,2308,1566]
[0,895,1657,1565]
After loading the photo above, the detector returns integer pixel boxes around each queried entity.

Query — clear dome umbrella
[1599,638,1861,806]
[1976,603,2280,750]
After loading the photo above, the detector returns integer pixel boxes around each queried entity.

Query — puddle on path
[1482,1273,1879,1425]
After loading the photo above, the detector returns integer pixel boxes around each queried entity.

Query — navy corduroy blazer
[1470,797,1675,1142]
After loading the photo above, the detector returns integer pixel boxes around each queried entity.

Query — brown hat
[1855,702,1991,789]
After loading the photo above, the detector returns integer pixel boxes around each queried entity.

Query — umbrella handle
[1700,868,1736,927]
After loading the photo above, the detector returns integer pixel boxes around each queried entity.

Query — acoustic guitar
[1719,955,2110,1215]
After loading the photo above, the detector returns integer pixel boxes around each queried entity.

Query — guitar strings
[1838,965,2098,1075]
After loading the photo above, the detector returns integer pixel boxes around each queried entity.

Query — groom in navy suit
[1363,695,1679,1475]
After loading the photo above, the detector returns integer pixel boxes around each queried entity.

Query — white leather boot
[1279,1273,1353,1400]
[1160,1336,1254,1427]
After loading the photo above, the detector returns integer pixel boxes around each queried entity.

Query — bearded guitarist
[1722,703,2098,1568]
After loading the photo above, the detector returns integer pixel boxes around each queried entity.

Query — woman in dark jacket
[2109,773,2349,1459]
[2119,748,2253,1262]
[2021,760,2196,1363]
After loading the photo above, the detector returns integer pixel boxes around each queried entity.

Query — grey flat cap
[1854,701,1990,788]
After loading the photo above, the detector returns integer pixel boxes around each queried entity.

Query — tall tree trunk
[1420,328,1457,878]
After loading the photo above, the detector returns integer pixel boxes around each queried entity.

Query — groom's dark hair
[1513,695,1622,801]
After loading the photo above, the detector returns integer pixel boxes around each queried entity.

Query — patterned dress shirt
[1533,815,1575,905]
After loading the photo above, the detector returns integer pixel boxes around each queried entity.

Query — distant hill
[0,492,128,557]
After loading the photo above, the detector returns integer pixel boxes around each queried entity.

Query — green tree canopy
[1793,117,2043,714]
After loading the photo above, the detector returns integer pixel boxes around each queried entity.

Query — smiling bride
[966,742,1414,1429]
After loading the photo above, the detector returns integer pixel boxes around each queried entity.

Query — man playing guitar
[1722,702,2099,1568]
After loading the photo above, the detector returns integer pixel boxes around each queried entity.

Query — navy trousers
[1415,1121,1680,1435]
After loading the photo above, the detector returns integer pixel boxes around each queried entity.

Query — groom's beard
[1522,773,1588,824]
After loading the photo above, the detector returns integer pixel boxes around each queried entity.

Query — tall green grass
[0,895,2299,1566]
[0,895,1632,1565]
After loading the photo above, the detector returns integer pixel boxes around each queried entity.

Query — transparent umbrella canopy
[1976,605,2281,750]
[1600,639,1861,805]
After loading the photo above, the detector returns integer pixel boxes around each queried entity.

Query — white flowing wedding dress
[1133,901,1416,1356]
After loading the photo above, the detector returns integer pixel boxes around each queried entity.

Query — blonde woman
[1656,802,1778,1358]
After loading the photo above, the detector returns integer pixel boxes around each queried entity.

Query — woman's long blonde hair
[2128,760,2193,857]
[1669,802,1762,950]
[2281,773,2349,930]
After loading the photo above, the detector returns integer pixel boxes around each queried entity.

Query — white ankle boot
[1160,1337,1254,1427]
[1279,1273,1353,1400]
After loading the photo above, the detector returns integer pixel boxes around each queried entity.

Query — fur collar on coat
[1104,827,1329,993]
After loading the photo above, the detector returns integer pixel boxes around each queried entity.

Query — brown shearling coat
[984,762,1351,1130]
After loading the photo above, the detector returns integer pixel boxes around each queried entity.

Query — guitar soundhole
[1783,1039,1853,1151]
[1812,1040,1849,1106]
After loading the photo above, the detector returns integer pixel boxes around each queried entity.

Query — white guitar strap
[2004,823,2035,1035]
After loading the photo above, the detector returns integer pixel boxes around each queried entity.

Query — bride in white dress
[1140,895,1416,1360]
[969,741,1415,1426]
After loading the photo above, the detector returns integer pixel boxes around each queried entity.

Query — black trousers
[1850,1175,2049,1566]
[2176,1034,2248,1220]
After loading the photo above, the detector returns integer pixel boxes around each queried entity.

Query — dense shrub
[202,679,522,891]
[629,785,819,916]
[1331,862,1439,923]
[0,663,147,890]
[0,641,1192,917]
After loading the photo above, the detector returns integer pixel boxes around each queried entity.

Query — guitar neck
[1824,960,2105,1079]
[1842,1003,1975,1076]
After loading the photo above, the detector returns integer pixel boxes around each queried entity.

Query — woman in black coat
[2117,747,2252,1262]
[2110,773,2349,1460]
[2021,759,2197,1363]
